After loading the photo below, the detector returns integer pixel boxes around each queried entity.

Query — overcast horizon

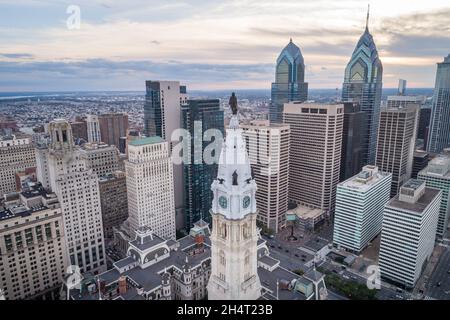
[1,0,450,92]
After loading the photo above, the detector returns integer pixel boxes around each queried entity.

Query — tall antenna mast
[366,4,370,30]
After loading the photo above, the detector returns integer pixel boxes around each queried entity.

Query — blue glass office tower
[428,54,450,154]
[342,12,383,166]
[144,81,162,138]
[182,99,224,230]
[270,39,308,123]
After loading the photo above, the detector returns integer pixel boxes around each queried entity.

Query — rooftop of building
[0,132,31,143]
[20,183,54,199]
[69,222,321,301]
[419,154,450,178]
[387,184,441,214]
[414,150,429,158]
[287,204,324,220]
[98,171,126,183]
[283,102,343,115]
[81,142,115,150]
[386,95,426,103]
[339,165,391,192]
[277,38,304,66]
[128,136,164,146]
[241,121,290,130]
[0,183,58,222]
[258,267,310,300]
[302,237,330,253]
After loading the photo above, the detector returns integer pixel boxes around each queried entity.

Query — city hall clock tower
[207,93,262,300]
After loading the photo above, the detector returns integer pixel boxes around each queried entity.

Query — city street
[425,247,450,300]
[318,260,410,300]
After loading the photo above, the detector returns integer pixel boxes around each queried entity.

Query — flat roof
[287,204,324,220]
[419,155,450,178]
[129,136,164,146]
[259,255,279,267]
[303,237,330,252]
[388,187,441,214]
[241,123,290,130]
[340,169,390,192]
[402,179,425,191]
[414,150,429,158]
[283,102,343,115]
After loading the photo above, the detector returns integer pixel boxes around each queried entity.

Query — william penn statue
[229,92,238,115]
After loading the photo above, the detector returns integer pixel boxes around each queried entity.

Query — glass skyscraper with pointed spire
[427,54,450,154]
[342,8,383,166]
[270,39,308,123]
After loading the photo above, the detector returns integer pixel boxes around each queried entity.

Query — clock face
[219,196,227,209]
[243,196,251,209]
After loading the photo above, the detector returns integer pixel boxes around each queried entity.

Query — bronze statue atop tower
[229,92,238,115]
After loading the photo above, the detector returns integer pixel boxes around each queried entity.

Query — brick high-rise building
[242,121,290,231]
[98,171,128,239]
[98,113,129,148]
[283,102,343,214]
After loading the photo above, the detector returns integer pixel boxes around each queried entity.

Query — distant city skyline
[1,0,450,91]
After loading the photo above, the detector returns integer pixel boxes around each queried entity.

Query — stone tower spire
[207,93,261,300]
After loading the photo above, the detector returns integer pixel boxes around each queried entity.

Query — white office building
[418,153,450,237]
[333,165,392,253]
[35,119,106,274]
[86,114,101,143]
[125,137,176,240]
[143,81,188,230]
[379,179,441,288]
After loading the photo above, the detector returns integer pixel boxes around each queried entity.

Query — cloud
[379,35,450,58]
[0,53,34,59]
[378,8,450,36]
[375,8,450,59]
[0,58,273,90]
[1,0,450,90]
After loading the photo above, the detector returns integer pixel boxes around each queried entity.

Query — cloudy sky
[1,0,450,91]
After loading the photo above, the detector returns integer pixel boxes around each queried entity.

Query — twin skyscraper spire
[271,4,381,168]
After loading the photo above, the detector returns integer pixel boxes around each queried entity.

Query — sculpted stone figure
[229,92,238,115]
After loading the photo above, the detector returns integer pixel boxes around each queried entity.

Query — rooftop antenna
[365,4,370,30]
[289,37,293,43]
